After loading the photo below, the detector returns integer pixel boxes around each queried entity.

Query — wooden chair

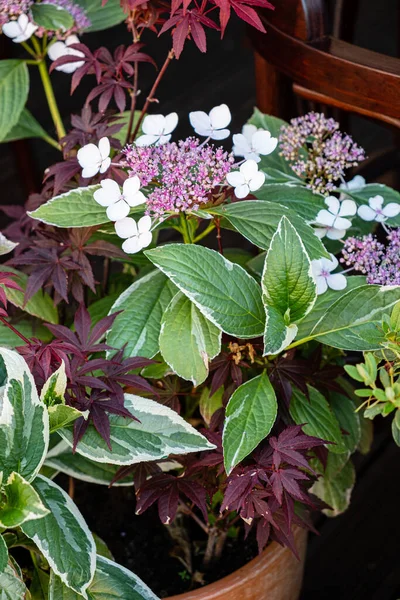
[250,0,400,126]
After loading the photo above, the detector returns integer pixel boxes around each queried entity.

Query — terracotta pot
[165,527,307,600]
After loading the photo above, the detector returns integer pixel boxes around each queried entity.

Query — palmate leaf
[145,244,265,339]
[262,216,316,355]
[223,372,278,474]
[159,291,221,386]
[49,555,159,600]
[59,394,215,465]
[0,348,49,482]
[21,475,96,596]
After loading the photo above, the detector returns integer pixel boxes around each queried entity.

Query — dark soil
[72,480,258,598]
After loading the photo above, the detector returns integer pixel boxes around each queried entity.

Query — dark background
[1,0,400,597]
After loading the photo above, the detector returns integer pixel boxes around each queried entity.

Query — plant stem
[21,41,37,58]
[0,316,30,345]
[126,61,139,145]
[193,222,216,243]
[179,502,209,534]
[131,49,174,141]
[214,218,223,254]
[179,213,192,244]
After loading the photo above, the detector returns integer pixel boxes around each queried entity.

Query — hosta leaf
[59,394,215,465]
[3,108,49,143]
[49,555,159,599]
[0,60,29,142]
[74,0,125,32]
[254,184,325,221]
[290,386,346,454]
[262,216,316,355]
[0,265,58,324]
[329,393,361,454]
[213,200,329,260]
[301,285,400,350]
[0,472,49,528]
[311,460,356,517]
[159,292,221,386]
[21,475,96,596]
[31,3,74,29]
[41,361,67,406]
[28,186,108,228]
[223,372,278,474]
[107,270,176,359]
[0,348,49,482]
[0,563,28,599]
[0,535,8,572]
[45,442,133,486]
[296,276,366,339]
[145,244,265,338]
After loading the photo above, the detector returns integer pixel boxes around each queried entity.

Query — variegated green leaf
[0,535,7,573]
[0,472,49,528]
[41,361,67,406]
[311,460,356,517]
[0,563,28,599]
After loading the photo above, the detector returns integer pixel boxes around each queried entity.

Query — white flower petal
[156,134,171,145]
[115,217,137,239]
[122,236,142,254]
[315,209,336,227]
[81,164,100,178]
[357,205,377,221]
[334,216,352,230]
[99,157,111,174]
[123,176,140,198]
[232,133,251,157]
[324,196,340,216]
[137,215,152,234]
[98,137,110,161]
[321,254,338,272]
[368,195,384,211]
[164,112,178,135]
[340,175,366,191]
[252,130,278,155]
[226,171,245,187]
[311,259,323,278]
[242,124,257,142]
[316,276,328,295]
[339,199,357,217]
[47,41,67,61]
[314,227,327,239]
[234,183,250,199]
[77,143,100,169]
[375,213,387,223]
[135,134,159,147]
[189,111,210,136]
[240,159,259,180]
[65,34,80,46]
[209,128,230,140]
[2,20,22,39]
[93,179,120,206]
[209,104,231,129]
[138,231,152,249]
[327,273,347,291]
[248,171,265,192]
[106,199,130,221]
[142,114,165,136]
[126,191,146,208]
[382,203,400,218]
[326,228,346,240]
[245,151,261,162]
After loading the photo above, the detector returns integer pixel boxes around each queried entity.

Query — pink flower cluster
[123,137,234,216]
[0,0,32,24]
[341,230,400,285]
[279,112,365,194]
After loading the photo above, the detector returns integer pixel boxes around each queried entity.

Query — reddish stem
[214,218,224,255]
[126,61,139,145]
[0,316,30,345]
[131,49,174,141]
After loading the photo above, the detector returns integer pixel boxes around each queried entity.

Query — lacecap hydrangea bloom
[0,0,32,25]
[341,230,400,286]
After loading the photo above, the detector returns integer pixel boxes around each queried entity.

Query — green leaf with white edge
[2,108,49,143]
[30,564,49,600]
[0,535,8,572]
[48,404,86,434]
[31,3,74,29]
[145,244,265,339]
[262,216,316,355]
[0,60,29,142]
[21,475,96,596]
[88,294,119,326]
[40,361,67,406]
[253,184,325,222]
[45,441,133,486]
[140,354,173,379]
[0,320,51,348]
[329,393,361,454]
[49,554,159,600]
[213,200,329,260]
[107,270,176,359]
[301,285,400,351]
[247,252,266,278]
[0,563,28,599]
[311,460,356,517]
[159,292,221,386]
[247,109,293,174]
[59,394,215,465]
[262,168,305,186]
[0,348,49,482]
[296,276,366,339]
[290,386,346,454]
[28,186,109,228]
[199,386,223,426]
[74,0,125,31]
[0,265,58,324]
[0,472,49,528]
[223,372,278,474]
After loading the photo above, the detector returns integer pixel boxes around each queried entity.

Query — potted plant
[1,1,400,598]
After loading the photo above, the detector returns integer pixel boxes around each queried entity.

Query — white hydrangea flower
[47,35,84,74]
[0,232,18,256]
[339,175,366,191]
[189,104,231,140]
[135,113,178,147]
[357,195,400,223]
[115,215,152,254]
[226,159,265,199]
[2,13,38,43]
[232,124,278,162]
[77,137,111,178]
[314,196,357,240]
[93,177,146,221]
[311,255,347,295]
